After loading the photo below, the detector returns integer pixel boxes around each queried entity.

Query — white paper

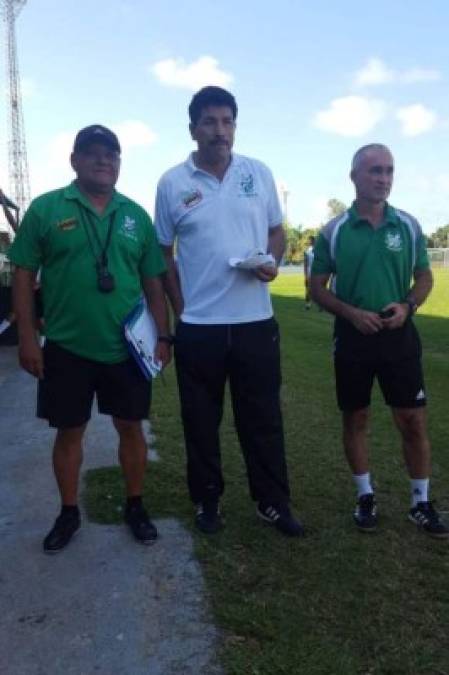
[228,251,275,270]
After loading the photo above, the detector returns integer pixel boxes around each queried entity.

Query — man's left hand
[253,264,278,282]
[380,302,409,329]
[154,342,172,370]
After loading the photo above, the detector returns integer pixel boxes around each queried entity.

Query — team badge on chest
[385,231,402,252]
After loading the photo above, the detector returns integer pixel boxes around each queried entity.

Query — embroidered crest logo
[119,215,138,241]
[239,173,256,197]
[385,231,402,252]
[123,216,136,231]
[182,189,202,208]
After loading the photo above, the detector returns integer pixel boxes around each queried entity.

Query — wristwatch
[405,297,418,316]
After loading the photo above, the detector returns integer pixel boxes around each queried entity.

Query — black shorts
[38,340,152,428]
[334,318,426,411]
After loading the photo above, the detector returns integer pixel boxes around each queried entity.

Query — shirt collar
[185,152,240,177]
[349,201,398,228]
[63,181,127,217]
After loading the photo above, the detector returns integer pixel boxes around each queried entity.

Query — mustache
[211,139,229,146]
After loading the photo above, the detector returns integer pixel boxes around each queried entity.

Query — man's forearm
[13,267,38,341]
[142,276,170,336]
[408,268,433,307]
[160,249,184,318]
[267,225,285,265]
[310,279,356,321]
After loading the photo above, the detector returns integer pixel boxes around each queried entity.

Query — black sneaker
[256,502,305,537]
[43,511,81,554]
[354,493,378,532]
[195,500,223,534]
[408,501,449,539]
[124,504,158,544]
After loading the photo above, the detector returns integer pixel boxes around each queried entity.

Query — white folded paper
[228,250,275,269]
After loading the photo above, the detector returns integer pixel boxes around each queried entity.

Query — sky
[1,0,449,234]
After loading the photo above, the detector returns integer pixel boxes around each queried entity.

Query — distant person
[154,86,304,537]
[8,124,171,553]
[303,235,315,309]
[310,143,449,538]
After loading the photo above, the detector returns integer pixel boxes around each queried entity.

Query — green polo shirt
[312,203,429,312]
[8,182,166,363]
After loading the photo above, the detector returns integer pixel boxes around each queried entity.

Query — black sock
[61,504,79,517]
[127,495,143,509]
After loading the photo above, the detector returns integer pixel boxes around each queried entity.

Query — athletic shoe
[195,500,223,534]
[408,501,449,539]
[256,502,305,537]
[353,493,378,533]
[124,504,158,544]
[43,511,81,554]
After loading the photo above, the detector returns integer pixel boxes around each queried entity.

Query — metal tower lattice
[1,0,30,214]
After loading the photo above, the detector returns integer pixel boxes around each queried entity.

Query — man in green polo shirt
[310,143,448,539]
[8,124,171,553]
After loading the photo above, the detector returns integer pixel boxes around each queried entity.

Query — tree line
[283,199,449,265]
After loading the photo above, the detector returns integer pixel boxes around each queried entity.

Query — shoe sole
[43,526,80,554]
[355,524,377,534]
[407,515,449,539]
[195,519,223,535]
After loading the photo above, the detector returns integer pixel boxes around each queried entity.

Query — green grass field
[85,268,449,675]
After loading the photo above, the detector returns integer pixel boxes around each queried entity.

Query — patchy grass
[85,268,449,675]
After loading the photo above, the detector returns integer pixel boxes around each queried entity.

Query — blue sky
[1,0,449,233]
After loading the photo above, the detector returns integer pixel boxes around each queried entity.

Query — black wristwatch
[405,297,418,316]
[157,335,174,345]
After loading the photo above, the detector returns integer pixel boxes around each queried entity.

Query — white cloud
[111,120,157,149]
[151,56,233,91]
[355,58,394,86]
[396,104,437,136]
[355,58,442,87]
[401,68,441,84]
[313,96,386,137]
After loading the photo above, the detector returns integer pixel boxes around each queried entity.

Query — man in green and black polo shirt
[8,125,171,553]
[310,143,448,539]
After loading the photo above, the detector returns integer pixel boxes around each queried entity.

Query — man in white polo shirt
[155,86,304,537]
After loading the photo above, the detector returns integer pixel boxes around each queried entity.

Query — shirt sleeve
[139,212,167,278]
[265,169,283,228]
[154,177,176,246]
[414,227,430,270]
[7,203,43,270]
[311,232,334,275]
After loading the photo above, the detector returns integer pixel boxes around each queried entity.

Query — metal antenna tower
[1,0,30,215]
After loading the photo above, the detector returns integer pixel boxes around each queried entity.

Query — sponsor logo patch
[57,217,77,231]
[182,189,202,208]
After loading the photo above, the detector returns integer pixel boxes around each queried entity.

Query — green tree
[428,224,449,248]
[327,198,347,219]
[283,223,302,264]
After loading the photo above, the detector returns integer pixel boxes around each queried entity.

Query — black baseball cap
[73,124,121,153]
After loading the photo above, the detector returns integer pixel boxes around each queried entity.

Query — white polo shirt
[154,153,282,324]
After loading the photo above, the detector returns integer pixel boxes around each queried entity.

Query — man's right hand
[348,307,384,335]
[19,337,44,378]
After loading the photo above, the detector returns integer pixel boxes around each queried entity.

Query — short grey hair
[351,144,392,171]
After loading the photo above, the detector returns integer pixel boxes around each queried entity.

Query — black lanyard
[82,208,116,268]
